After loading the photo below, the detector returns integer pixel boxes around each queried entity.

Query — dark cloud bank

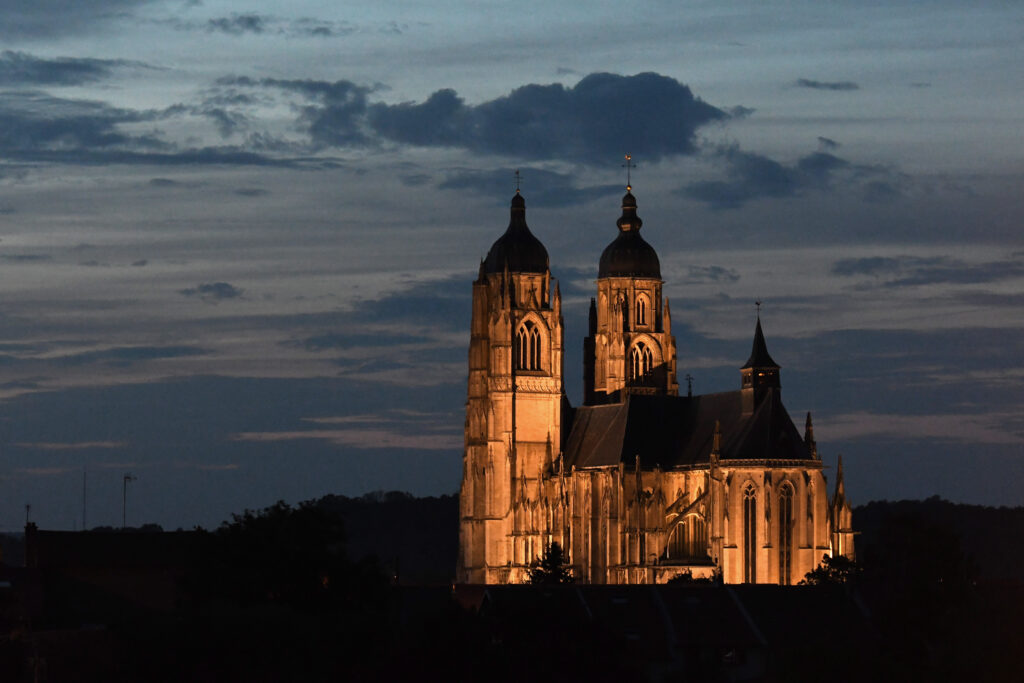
[223,71,727,163]
[0,67,901,211]
[681,146,899,209]
[0,51,146,86]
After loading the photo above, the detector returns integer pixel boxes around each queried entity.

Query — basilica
[457,187,855,585]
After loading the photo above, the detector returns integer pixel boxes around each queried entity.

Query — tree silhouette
[527,542,574,584]
[800,554,861,585]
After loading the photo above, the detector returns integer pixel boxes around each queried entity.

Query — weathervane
[622,154,636,190]
[685,373,694,398]
[514,169,522,193]
[755,300,762,317]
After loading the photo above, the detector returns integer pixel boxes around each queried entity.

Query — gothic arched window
[636,295,648,326]
[778,483,794,585]
[629,342,653,383]
[515,321,543,371]
[667,515,707,561]
[744,485,757,583]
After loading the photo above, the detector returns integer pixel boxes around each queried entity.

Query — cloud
[15,466,78,476]
[1,253,51,262]
[201,106,248,137]
[55,345,206,366]
[817,136,839,150]
[0,51,147,86]
[219,76,374,147]
[0,0,157,39]
[231,428,461,451]
[831,255,1024,287]
[15,440,127,450]
[439,168,620,207]
[679,265,740,284]
[0,91,169,154]
[207,14,268,35]
[822,411,1021,445]
[131,259,148,267]
[233,187,268,197]
[681,145,898,209]
[0,91,306,168]
[291,18,356,37]
[399,173,431,187]
[862,180,901,203]
[169,15,357,38]
[681,148,839,208]
[298,332,433,351]
[796,78,860,91]
[179,282,243,301]
[227,72,726,163]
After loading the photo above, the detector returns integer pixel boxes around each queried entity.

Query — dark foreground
[0,494,1019,682]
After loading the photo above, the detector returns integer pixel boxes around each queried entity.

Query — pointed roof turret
[833,454,846,502]
[483,192,549,274]
[804,412,819,460]
[742,317,780,369]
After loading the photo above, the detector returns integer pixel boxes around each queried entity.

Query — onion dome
[483,192,549,274]
[598,189,661,279]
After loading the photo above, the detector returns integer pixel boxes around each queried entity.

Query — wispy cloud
[796,78,860,91]
[0,50,149,86]
[823,411,1022,445]
[15,440,127,450]
[831,255,1024,287]
[16,466,78,476]
[231,428,460,450]
[179,282,243,301]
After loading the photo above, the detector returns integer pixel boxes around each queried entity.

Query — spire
[804,412,819,460]
[742,316,780,370]
[833,454,846,502]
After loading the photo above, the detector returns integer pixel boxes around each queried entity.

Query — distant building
[458,188,854,584]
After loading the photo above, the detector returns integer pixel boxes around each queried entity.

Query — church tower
[458,191,566,584]
[584,187,678,404]
[740,315,781,413]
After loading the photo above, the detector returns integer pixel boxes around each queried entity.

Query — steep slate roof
[563,388,810,470]
[742,318,779,369]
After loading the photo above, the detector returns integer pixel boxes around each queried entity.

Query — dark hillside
[855,496,1024,583]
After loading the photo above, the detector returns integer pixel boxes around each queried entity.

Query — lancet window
[744,485,757,583]
[778,483,794,585]
[515,321,542,371]
[636,294,648,326]
[629,342,653,383]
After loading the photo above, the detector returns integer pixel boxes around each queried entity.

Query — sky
[0,0,1022,531]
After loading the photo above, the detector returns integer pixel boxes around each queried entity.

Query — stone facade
[457,190,855,585]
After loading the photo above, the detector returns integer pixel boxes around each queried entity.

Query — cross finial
[622,154,635,191]
[514,169,522,193]
[685,373,694,397]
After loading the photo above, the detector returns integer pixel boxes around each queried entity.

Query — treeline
[856,495,1024,582]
